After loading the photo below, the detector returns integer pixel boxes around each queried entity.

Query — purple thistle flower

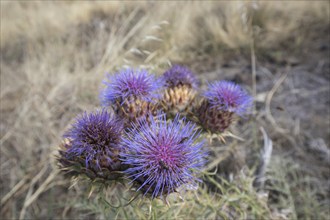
[162,65,198,89]
[63,109,123,172]
[161,65,199,116]
[204,81,253,116]
[197,81,253,133]
[101,68,163,106]
[120,114,206,199]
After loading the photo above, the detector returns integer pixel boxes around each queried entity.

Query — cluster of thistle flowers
[57,65,253,200]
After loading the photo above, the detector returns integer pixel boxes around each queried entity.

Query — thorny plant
[57,65,253,207]
[2,2,328,219]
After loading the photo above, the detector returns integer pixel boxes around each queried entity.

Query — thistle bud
[161,65,198,116]
[57,110,124,182]
[101,68,163,125]
[197,81,252,133]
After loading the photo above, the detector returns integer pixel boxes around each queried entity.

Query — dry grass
[1,1,329,219]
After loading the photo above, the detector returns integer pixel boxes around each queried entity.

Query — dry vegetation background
[1,1,329,219]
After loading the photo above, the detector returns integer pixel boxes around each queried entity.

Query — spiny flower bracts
[161,65,199,116]
[197,81,252,133]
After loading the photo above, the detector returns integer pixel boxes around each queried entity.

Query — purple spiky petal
[101,68,163,106]
[204,81,253,116]
[62,109,123,172]
[162,65,198,89]
[120,114,206,199]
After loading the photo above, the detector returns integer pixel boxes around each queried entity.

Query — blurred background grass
[1,1,329,219]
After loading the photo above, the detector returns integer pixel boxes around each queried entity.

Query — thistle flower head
[101,68,163,106]
[162,65,198,89]
[204,81,253,116]
[161,65,198,116]
[62,109,123,173]
[120,114,206,199]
